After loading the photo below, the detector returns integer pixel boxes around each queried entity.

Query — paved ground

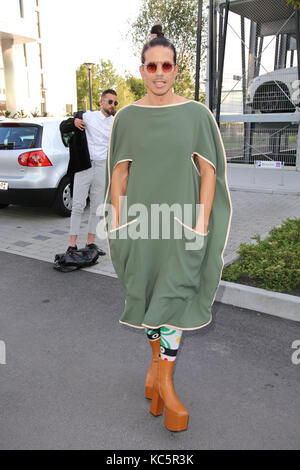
[0,251,300,450]
[228,166,300,195]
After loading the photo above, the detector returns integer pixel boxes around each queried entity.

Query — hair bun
[151,24,164,38]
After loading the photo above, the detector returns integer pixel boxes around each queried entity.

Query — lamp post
[83,62,95,111]
[195,0,203,102]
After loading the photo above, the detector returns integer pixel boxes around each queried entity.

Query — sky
[39,0,277,76]
[40,0,142,77]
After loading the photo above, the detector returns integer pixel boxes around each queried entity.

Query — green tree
[130,0,207,99]
[126,74,147,100]
[287,0,300,9]
[76,64,90,111]
[76,60,118,110]
[174,51,205,101]
[94,60,118,100]
[116,77,136,108]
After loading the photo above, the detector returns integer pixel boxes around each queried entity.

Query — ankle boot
[145,338,161,399]
[150,358,189,432]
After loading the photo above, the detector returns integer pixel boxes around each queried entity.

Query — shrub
[222,217,300,293]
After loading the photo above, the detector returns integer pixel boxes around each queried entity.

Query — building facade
[0,0,76,116]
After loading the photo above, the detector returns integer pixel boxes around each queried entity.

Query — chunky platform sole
[149,388,164,416]
[150,388,188,432]
[164,407,189,432]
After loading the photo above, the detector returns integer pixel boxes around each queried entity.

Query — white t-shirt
[83,110,114,161]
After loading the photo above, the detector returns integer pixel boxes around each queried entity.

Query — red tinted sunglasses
[143,61,175,73]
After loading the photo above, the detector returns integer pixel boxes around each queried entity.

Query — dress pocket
[170,217,209,290]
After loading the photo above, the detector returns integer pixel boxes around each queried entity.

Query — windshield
[0,124,41,150]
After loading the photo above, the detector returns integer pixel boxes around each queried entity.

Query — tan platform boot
[150,358,189,432]
[145,338,161,399]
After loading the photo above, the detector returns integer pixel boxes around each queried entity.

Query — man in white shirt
[68,89,118,253]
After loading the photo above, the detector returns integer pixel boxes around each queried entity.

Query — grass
[222,217,300,295]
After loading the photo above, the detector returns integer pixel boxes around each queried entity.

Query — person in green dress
[103,25,232,432]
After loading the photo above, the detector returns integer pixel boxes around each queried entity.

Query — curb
[216,280,300,323]
[229,185,300,196]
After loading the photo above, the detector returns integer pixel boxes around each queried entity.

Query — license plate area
[0,181,8,190]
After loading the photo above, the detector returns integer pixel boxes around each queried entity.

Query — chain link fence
[207,0,300,166]
[220,121,298,166]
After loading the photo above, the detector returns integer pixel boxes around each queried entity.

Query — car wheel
[0,204,9,209]
[53,176,72,217]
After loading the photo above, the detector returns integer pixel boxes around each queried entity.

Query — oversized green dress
[104,100,232,330]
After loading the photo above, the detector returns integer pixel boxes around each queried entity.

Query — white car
[0,118,72,216]
[247,66,299,113]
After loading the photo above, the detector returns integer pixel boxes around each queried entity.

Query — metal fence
[220,121,298,166]
[205,0,300,167]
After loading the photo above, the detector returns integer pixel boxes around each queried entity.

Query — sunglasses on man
[143,61,175,73]
[104,98,118,106]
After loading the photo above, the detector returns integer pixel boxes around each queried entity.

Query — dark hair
[141,25,177,65]
[101,89,117,99]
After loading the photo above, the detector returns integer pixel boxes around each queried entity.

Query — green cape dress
[104,100,232,330]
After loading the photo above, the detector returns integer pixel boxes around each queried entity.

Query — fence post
[296,124,300,169]
[0,340,6,365]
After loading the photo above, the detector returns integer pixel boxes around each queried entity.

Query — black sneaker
[86,243,106,256]
[66,245,78,254]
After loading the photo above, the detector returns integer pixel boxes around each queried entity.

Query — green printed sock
[160,326,183,362]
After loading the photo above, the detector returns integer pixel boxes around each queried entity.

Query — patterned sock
[145,328,161,341]
[160,327,183,362]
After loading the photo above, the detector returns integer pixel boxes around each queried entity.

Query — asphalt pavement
[0,251,299,450]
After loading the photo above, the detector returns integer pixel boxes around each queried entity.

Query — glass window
[0,124,40,149]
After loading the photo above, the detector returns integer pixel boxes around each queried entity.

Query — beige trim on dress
[193,152,216,174]
[191,154,201,176]
[109,218,138,234]
[119,316,213,331]
[113,158,133,170]
[131,100,192,108]
[174,216,209,236]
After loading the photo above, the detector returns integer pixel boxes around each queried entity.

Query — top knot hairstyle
[141,24,177,65]
[151,24,164,38]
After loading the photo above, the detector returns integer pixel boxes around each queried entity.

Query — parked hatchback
[0,118,72,216]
